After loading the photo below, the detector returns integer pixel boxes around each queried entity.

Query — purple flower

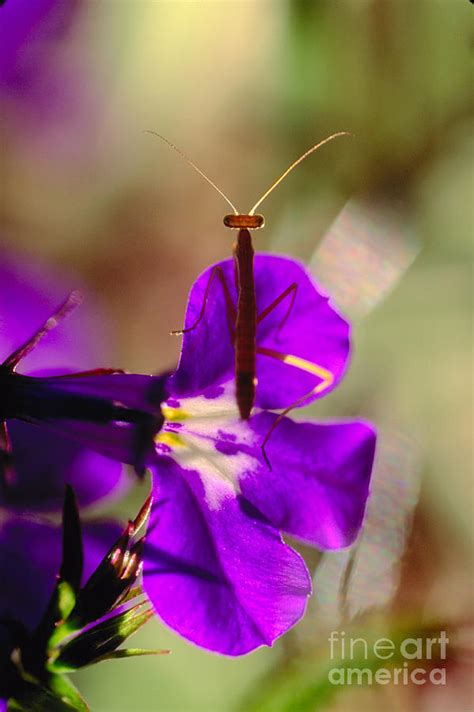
[143,255,376,655]
[0,0,79,105]
[0,251,145,640]
[1,365,166,480]
[0,249,167,492]
[0,249,123,507]
[170,254,350,409]
[0,253,163,700]
[1,488,158,709]
[0,516,121,636]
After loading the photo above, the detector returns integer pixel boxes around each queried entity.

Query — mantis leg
[171,265,236,341]
[256,345,335,469]
[257,283,298,336]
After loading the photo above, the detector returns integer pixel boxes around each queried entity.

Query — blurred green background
[1,1,472,710]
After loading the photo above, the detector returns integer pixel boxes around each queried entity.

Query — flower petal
[155,388,375,550]
[24,419,151,468]
[0,0,77,89]
[2,421,127,511]
[0,249,148,504]
[143,457,311,655]
[168,260,236,399]
[2,372,167,474]
[254,255,351,408]
[169,254,350,409]
[242,414,376,549]
[0,247,110,372]
[0,517,122,632]
[37,372,168,413]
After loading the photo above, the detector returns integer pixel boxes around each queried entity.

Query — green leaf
[91,647,169,665]
[50,604,154,672]
[115,585,144,606]
[65,495,150,631]
[28,488,83,669]
[8,679,84,712]
[60,485,84,594]
[57,582,77,622]
[67,526,134,629]
[48,674,90,712]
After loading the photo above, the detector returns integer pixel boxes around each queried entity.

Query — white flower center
[155,385,260,510]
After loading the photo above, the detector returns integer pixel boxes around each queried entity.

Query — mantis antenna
[144,130,239,215]
[248,131,353,216]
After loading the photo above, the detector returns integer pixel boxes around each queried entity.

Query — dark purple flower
[0,248,123,508]
[0,251,126,696]
[0,249,166,505]
[0,516,121,634]
[0,488,122,702]
[1,489,159,709]
[0,252,164,702]
[0,0,79,104]
[0,296,167,493]
[0,251,148,646]
[1,364,167,479]
[143,255,376,655]
[0,247,108,372]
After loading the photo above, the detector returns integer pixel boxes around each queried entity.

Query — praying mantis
[148,131,351,462]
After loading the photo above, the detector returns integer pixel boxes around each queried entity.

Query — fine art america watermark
[328,630,448,686]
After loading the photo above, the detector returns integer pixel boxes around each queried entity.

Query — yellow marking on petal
[155,431,186,449]
[161,406,189,422]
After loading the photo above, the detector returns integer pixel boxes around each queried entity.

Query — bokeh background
[1,1,472,710]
